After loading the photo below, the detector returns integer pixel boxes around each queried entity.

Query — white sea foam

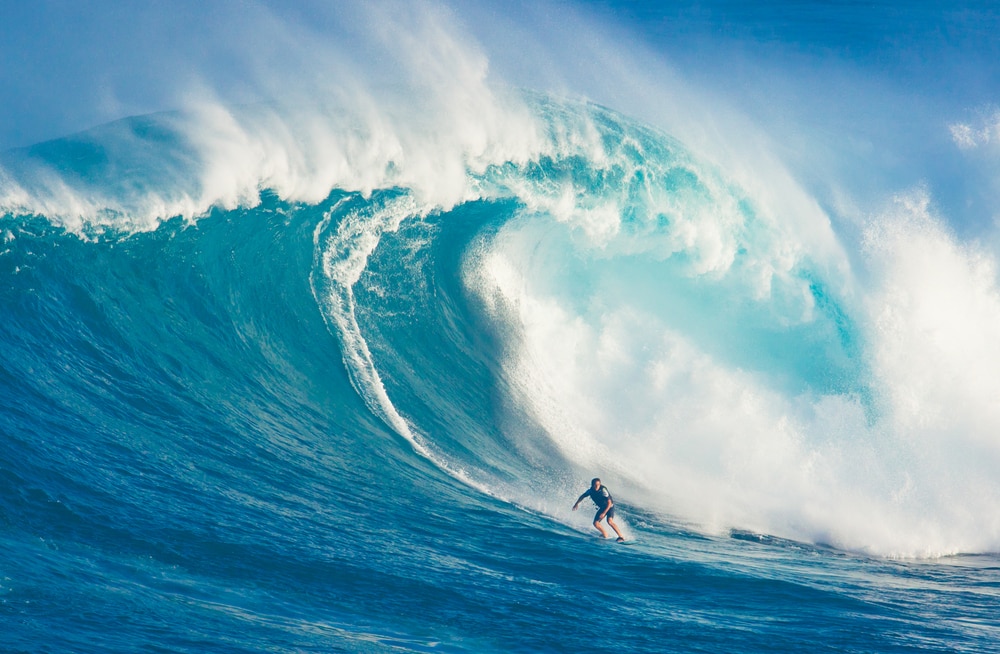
[467,177,1000,557]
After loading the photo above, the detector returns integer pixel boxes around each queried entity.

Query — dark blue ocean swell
[0,200,490,647]
[2,98,1000,652]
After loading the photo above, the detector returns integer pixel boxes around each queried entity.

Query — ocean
[2,2,1000,652]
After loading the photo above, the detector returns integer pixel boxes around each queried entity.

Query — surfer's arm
[598,499,612,519]
[572,492,589,510]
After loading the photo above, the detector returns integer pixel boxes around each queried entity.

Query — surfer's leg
[593,509,609,537]
[607,516,625,542]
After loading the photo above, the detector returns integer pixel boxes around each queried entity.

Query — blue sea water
[3,2,1000,652]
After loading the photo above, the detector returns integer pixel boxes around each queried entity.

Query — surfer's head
[591,478,601,489]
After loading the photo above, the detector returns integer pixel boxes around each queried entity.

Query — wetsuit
[582,486,615,522]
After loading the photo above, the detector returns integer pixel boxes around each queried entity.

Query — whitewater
[2,1,1000,651]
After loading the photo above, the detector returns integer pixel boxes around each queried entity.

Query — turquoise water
[3,3,1000,651]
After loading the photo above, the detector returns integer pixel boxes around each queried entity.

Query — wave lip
[0,41,544,235]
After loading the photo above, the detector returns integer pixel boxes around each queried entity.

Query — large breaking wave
[4,83,1000,559]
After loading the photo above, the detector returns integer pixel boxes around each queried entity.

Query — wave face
[4,4,1000,652]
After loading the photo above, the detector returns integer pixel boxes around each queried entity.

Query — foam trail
[313,195,433,454]
[312,193,503,499]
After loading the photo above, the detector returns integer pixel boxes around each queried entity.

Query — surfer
[572,478,625,542]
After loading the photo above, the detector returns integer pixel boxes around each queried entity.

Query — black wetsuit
[582,486,615,521]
